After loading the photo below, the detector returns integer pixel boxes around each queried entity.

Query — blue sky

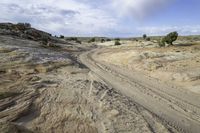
[0,0,200,37]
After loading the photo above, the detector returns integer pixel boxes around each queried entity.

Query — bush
[76,40,82,44]
[101,39,105,43]
[88,37,95,43]
[115,40,121,46]
[143,34,147,40]
[158,40,165,47]
[146,37,151,41]
[162,31,178,45]
[106,38,111,41]
[115,38,120,41]
[60,35,64,39]
[67,37,78,41]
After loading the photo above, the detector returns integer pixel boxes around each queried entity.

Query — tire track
[80,49,200,133]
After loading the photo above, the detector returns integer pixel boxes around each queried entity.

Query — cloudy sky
[0,0,200,37]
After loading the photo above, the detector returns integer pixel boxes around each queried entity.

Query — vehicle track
[80,48,200,133]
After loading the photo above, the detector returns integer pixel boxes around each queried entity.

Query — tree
[162,31,178,46]
[143,34,147,40]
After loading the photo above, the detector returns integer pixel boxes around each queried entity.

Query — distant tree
[143,34,147,40]
[162,31,178,46]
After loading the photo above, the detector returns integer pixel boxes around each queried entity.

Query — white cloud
[110,0,173,19]
[0,0,198,37]
[137,25,200,35]
[0,0,117,36]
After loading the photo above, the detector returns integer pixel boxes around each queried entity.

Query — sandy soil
[98,41,200,93]
[79,41,200,133]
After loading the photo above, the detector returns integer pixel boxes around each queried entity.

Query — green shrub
[115,40,121,46]
[106,38,111,41]
[146,37,151,41]
[115,38,120,41]
[101,39,105,43]
[68,37,78,41]
[76,40,82,44]
[88,37,95,43]
[158,40,165,47]
[143,34,147,40]
[162,31,178,45]
[60,35,64,39]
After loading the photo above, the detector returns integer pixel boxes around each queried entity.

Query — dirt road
[80,48,200,133]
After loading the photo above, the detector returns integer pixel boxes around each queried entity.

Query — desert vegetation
[143,34,147,40]
[115,40,121,45]
[60,35,64,38]
[160,31,178,47]
[88,37,96,43]
[101,38,105,43]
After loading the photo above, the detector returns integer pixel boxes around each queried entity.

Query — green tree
[143,34,147,40]
[162,31,178,45]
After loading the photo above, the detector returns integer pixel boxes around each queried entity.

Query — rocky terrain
[1,23,200,133]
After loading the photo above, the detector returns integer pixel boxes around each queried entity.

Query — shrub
[106,38,111,41]
[143,34,147,40]
[88,37,95,43]
[146,37,151,41]
[24,23,31,28]
[76,40,82,44]
[115,38,120,41]
[158,40,165,47]
[60,35,64,39]
[115,40,121,46]
[68,37,78,41]
[162,31,178,45]
[101,39,105,43]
